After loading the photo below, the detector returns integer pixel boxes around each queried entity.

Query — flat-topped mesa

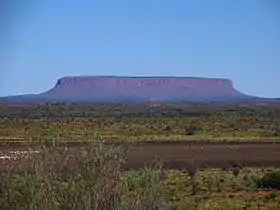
[42,76,252,102]
[2,76,277,102]
[55,76,234,90]
[2,75,265,102]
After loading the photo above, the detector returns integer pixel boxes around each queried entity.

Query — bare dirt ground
[1,141,280,170]
[124,141,280,169]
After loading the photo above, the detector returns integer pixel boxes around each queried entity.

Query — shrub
[264,192,278,200]
[163,125,172,131]
[0,141,168,210]
[185,124,199,135]
[186,160,198,195]
[257,170,280,190]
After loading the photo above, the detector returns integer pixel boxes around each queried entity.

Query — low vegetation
[1,102,280,142]
[0,142,280,209]
[0,142,168,210]
[1,102,280,209]
[257,170,280,190]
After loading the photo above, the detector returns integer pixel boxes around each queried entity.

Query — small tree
[185,124,199,135]
[186,159,198,195]
[230,161,243,178]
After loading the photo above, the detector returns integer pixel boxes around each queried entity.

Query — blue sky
[1,0,280,97]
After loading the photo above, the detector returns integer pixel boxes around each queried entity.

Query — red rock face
[40,76,251,102]
[56,76,233,89]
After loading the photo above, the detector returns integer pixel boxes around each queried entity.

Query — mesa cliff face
[34,76,253,102]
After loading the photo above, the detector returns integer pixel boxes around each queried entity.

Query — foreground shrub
[121,166,168,210]
[257,170,280,190]
[185,124,200,136]
[0,141,168,210]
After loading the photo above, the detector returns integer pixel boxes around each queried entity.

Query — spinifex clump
[0,141,168,210]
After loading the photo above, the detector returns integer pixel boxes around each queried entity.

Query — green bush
[257,170,280,190]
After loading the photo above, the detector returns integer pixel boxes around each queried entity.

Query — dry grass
[0,141,168,210]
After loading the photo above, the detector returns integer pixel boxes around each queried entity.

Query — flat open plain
[1,140,280,170]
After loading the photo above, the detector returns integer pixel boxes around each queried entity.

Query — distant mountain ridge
[1,76,278,102]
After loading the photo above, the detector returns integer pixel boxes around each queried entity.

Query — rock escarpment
[36,76,252,102]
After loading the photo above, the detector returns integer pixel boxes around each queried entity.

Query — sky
[1,0,280,97]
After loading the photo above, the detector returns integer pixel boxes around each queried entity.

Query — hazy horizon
[1,0,280,98]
